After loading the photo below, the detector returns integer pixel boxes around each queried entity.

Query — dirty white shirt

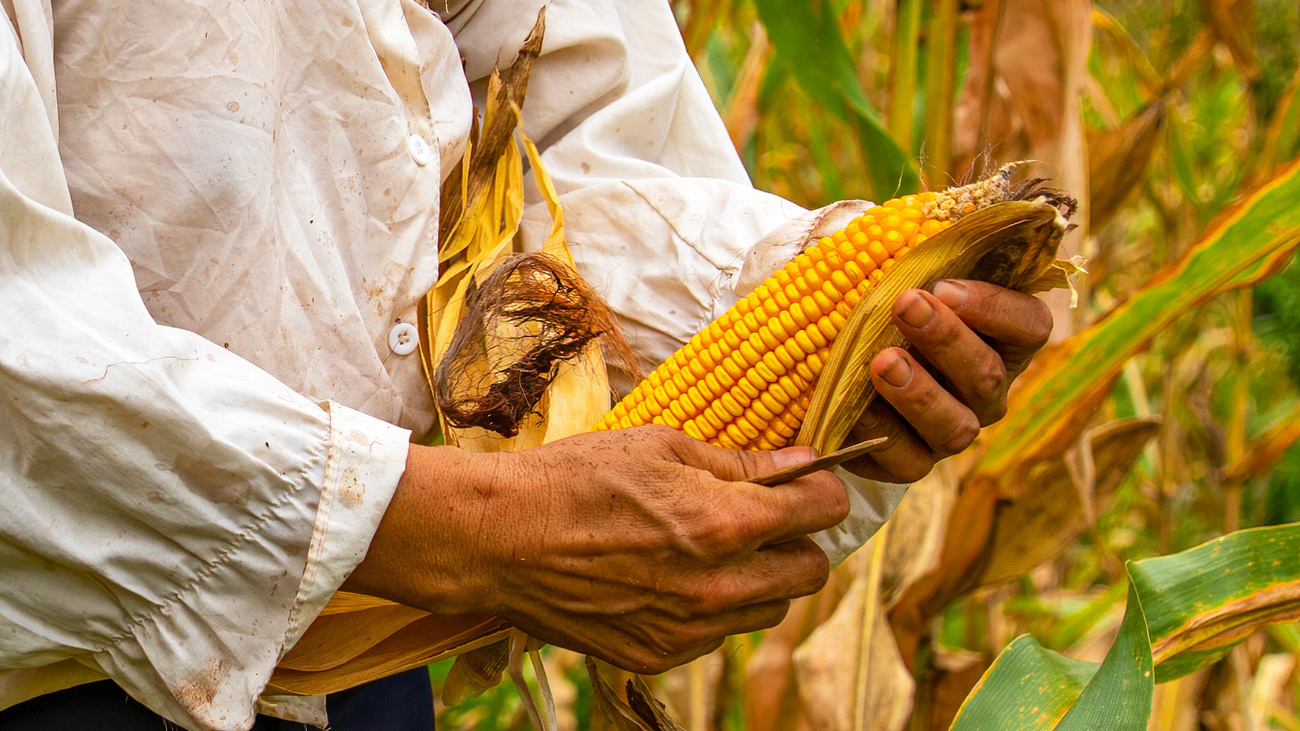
[0,0,902,729]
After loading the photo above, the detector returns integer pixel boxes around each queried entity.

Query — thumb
[669,433,820,483]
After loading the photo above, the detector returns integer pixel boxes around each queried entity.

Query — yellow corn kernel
[596,185,958,448]
[735,416,761,442]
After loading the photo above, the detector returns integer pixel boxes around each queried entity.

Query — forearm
[337,427,849,674]
[342,443,495,616]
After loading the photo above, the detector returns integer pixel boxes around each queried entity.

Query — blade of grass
[889,0,923,152]
[754,0,918,199]
[922,0,960,186]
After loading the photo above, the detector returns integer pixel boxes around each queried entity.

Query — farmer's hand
[345,425,848,673]
[844,279,1052,483]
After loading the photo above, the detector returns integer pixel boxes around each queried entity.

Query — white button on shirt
[0,0,901,729]
[406,134,434,166]
[388,322,419,355]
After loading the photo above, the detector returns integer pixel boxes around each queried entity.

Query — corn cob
[593,177,1021,450]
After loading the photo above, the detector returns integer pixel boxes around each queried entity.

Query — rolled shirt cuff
[811,467,909,568]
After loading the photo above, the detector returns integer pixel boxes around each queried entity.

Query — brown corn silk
[269,161,1077,698]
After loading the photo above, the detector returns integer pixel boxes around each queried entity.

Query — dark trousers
[0,667,434,730]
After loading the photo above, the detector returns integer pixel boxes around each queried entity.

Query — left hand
[843,279,1052,483]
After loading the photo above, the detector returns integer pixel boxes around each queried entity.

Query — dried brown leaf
[977,418,1161,587]
[793,559,912,731]
[586,658,686,731]
[269,614,511,696]
[743,579,847,731]
[442,639,510,705]
[916,646,989,731]
[438,8,545,248]
[954,0,1089,174]
[952,0,1091,330]
[1197,0,1259,80]
[277,604,429,673]
[1088,101,1166,230]
[1222,400,1300,486]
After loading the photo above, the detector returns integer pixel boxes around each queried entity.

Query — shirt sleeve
[0,15,408,731]
[444,0,904,565]
[445,0,804,368]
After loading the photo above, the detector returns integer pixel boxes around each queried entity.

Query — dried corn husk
[798,195,1078,454]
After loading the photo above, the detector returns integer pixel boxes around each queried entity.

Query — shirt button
[406,134,433,166]
[388,322,419,355]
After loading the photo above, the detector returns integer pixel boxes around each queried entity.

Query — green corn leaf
[952,523,1300,729]
[753,0,918,199]
[951,635,1098,729]
[974,157,1300,484]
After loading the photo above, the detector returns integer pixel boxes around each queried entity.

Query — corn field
[430,0,1300,728]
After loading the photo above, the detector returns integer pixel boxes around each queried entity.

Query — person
[0,0,1052,729]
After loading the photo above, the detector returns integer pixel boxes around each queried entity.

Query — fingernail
[933,280,968,308]
[770,446,818,469]
[879,353,913,388]
[898,291,934,328]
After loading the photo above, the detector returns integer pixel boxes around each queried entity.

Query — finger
[610,637,727,676]
[841,399,938,483]
[608,598,794,674]
[680,470,849,559]
[662,425,819,483]
[870,348,981,459]
[700,536,831,609]
[931,280,1052,372]
[662,428,851,542]
[891,288,1009,424]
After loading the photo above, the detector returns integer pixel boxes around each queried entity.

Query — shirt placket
[357,0,439,362]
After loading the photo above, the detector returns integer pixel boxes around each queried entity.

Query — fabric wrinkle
[0,1,910,727]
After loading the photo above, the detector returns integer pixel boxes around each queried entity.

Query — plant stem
[922,0,959,186]
[853,522,891,731]
[889,0,923,152]
[1225,289,1252,534]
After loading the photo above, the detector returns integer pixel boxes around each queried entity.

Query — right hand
[345,425,849,674]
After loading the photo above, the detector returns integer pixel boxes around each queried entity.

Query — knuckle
[643,661,673,675]
[852,404,909,441]
[612,648,651,673]
[764,600,793,628]
[694,512,752,559]
[933,308,967,342]
[979,398,1008,426]
[637,653,676,675]
[700,638,726,659]
[631,636,684,674]
[734,450,773,482]
[818,473,851,521]
[794,550,831,597]
[886,457,935,484]
[678,623,722,649]
[937,414,981,456]
[641,422,683,446]
[692,585,732,616]
[1023,298,1054,348]
[971,360,1008,403]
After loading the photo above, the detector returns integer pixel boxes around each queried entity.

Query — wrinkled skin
[345,279,1052,673]
[845,279,1052,483]
[346,428,847,673]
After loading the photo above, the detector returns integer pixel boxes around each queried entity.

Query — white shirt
[0,1,901,728]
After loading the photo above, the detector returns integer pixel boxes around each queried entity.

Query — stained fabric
[0,1,905,729]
